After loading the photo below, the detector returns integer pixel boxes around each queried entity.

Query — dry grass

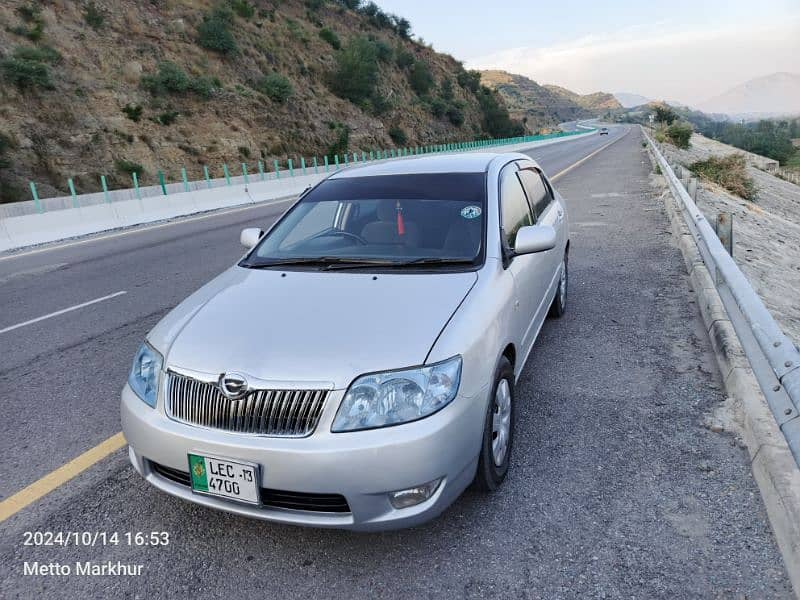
[690,154,757,201]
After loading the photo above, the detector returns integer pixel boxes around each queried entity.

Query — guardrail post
[688,177,698,202]
[203,165,211,188]
[344,154,349,167]
[313,156,319,173]
[334,155,340,170]
[181,168,189,192]
[101,175,111,203]
[258,160,265,181]
[301,157,307,175]
[68,178,79,208]
[223,163,231,186]
[29,181,42,213]
[361,151,366,162]
[158,171,167,195]
[324,156,329,172]
[132,172,141,200]
[241,163,249,185]
[273,160,280,179]
[716,212,734,258]
[288,158,295,176]
[369,151,374,161]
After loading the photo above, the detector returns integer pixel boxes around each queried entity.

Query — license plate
[188,454,260,505]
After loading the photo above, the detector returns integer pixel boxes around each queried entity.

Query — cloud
[466,20,800,105]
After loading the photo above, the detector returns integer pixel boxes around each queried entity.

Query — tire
[548,251,568,318]
[473,357,515,492]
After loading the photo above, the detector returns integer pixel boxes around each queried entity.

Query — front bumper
[121,382,488,531]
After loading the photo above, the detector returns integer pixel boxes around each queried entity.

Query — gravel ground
[658,133,800,344]
[0,127,792,599]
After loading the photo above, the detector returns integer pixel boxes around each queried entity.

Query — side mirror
[240,228,263,249]
[513,225,557,255]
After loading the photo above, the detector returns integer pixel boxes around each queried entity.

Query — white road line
[0,290,127,334]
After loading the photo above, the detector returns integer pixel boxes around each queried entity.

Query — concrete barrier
[0,131,594,253]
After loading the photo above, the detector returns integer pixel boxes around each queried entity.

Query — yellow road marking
[0,130,630,523]
[0,432,126,523]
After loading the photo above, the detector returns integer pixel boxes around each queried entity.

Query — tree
[654,104,677,125]
[327,37,378,103]
[408,60,434,95]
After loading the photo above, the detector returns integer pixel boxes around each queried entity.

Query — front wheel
[473,357,515,492]
[548,252,568,318]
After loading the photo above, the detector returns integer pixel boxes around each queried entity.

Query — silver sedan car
[122,152,569,530]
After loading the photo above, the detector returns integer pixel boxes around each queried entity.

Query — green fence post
[324,155,329,172]
[181,168,189,192]
[344,153,349,166]
[369,151,374,161]
[301,157,307,175]
[361,151,366,162]
[203,165,211,188]
[288,158,294,177]
[158,170,167,195]
[241,163,249,185]
[258,160,265,181]
[132,171,141,200]
[223,163,231,185]
[29,181,42,213]
[67,178,79,208]
[334,155,340,170]
[273,160,280,179]
[100,175,110,203]
[313,157,319,174]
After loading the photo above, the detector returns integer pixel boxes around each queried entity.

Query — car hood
[149,266,477,389]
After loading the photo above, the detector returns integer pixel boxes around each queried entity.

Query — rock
[121,61,143,85]
[169,19,186,34]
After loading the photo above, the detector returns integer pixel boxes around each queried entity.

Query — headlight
[332,356,462,432]
[128,342,163,408]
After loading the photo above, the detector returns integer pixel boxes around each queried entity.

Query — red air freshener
[396,201,405,236]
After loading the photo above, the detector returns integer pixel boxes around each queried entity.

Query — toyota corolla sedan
[122,152,569,530]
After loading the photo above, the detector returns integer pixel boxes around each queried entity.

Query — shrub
[238,146,251,158]
[395,46,414,69]
[115,159,145,177]
[230,0,255,19]
[369,92,391,115]
[11,4,44,41]
[155,110,179,125]
[122,104,143,122]
[446,105,465,127]
[197,7,237,54]
[408,60,434,95]
[388,126,407,145]
[440,78,454,101]
[84,1,105,30]
[188,75,218,99]
[319,27,341,49]
[13,45,61,64]
[327,37,378,103]
[327,123,350,158]
[429,98,446,118]
[142,62,216,99]
[1,56,53,90]
[372,38,392,62]
[456,69,481,92]
[666,121,692,149]
[690,154,757,201]
[654,104,677,125]
[258,73,293,103]
[477,86,524,138]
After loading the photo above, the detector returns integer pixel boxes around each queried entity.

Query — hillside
[0,0,523,203]
[480,70,620,132]
[615,92,650,108]
[700,72,800,118]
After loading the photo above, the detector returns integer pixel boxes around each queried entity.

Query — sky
[375,0,800,106]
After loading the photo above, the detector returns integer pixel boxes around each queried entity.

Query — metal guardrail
[643,128,800,465]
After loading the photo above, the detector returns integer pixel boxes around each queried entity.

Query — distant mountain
[614,92,651,108]
[480,70,620,132]
[700,73,800,117]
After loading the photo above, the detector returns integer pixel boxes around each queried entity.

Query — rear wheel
[474,357,515,491]
[548,252,568,318]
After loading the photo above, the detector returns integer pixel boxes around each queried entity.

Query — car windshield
[242,172,486,269]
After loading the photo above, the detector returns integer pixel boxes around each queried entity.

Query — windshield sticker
[461,205,481,219]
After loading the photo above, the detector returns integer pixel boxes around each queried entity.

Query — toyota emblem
[219,372,249,399]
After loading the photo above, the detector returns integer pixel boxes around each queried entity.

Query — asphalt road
[0,126,791,597]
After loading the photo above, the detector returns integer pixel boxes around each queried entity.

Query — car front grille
[166,372,327,437]
[149,461,351,513]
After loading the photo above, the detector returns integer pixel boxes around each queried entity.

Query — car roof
[327,152,537,179]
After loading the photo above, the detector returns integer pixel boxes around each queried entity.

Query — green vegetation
[457,69,481,93]
[326,122,350,158]
[0,133,14,170]
[319,27,341,49]
[229,0,255,19]
[690,154,757,201]
[408,60,434,95]
[141,62,218,99]
[11,4,45,41]
[257,73,293,103]
[665,122,692,149]
[83,1,105,30]
[395,46,414,69]
[122,104,143,122]
[1,46,57,90]
[388,125,408,145]
[654,104,677,125]
[327,37,379,104]
[698,118,800,166]
[477,87,524,138]
[340,1,412,38]
[197,6,238,54]
[446,104,465,127]
[115,159,145,178]
[155,110,179,126]
[238,146,251,158]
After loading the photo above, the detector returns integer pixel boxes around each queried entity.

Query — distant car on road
[122,153,570,530]
[599,127,609,135]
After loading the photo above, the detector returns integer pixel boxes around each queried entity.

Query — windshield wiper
[390,257,477,267]
[243,257,400,270]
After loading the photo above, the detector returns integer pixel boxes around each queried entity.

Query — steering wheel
[311,228,369,246]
